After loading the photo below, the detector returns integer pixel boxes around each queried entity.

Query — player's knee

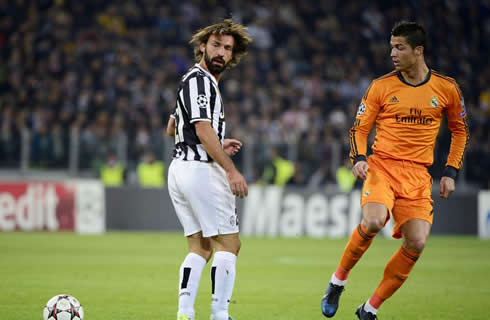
[404,239,426,254]
[200,240,213,260]
[212,234,241,255]
[190,248,212,262]
[364,217,384,233]
[235,238,242,255]
[227,237,241,255]
[201,248,214,262]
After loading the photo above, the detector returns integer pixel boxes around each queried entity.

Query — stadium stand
[0,0,488,189]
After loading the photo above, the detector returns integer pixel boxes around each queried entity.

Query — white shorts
[168,159,239,237]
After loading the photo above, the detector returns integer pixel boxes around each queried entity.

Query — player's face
[201,34,234,75]
[390,36,418,71]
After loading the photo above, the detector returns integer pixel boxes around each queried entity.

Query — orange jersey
[350,70,469,169]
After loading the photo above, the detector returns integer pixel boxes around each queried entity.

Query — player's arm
[185,74,247,198]
[223,138,242,156]
[440,83,469,198]
[195,121,248,198]
[350,81,381,180]
[166,106,177,137]
[166,115,175,136]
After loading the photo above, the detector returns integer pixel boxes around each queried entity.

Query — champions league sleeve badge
[357,102,366,116]
[197,94,209,109]
[459,97,467,117]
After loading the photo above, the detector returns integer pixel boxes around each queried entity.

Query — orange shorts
[360,155,434,239]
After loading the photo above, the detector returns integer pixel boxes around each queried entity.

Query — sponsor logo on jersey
[395,108,434,126]
[389,96,399,103]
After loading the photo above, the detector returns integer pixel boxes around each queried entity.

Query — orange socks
[335,224,376,280]
[369,245,420,309]
[333,225,421,311]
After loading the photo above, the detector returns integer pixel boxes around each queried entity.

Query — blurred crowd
[0,0,489,188]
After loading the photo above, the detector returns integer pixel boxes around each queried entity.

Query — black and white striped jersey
[172,64,225,162]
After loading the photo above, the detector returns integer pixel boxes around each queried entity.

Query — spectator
[261,147,295,186]
[0,0,487,188]
[137,150,165,188]
[100,151,126,187]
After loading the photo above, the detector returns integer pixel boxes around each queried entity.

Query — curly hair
[189,19,252,68]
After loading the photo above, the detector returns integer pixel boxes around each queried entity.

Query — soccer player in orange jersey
[321,21,469,320]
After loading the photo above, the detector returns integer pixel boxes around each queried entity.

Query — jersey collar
[397,69,431,87]
[195,63,218,86]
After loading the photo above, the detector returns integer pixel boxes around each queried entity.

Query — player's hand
[439,176,455,199]
[353,161,369,180]
[223,139,242,156]
[226,169,248,198]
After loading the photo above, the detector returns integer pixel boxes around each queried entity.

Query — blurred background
[1,0,489,191]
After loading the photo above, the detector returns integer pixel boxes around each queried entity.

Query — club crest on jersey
[230,214,239,227]
[364,189,370,197]
[460,97,466,117]
[430,96,439,108]
[196,94,208,108]
[357,102,366,116]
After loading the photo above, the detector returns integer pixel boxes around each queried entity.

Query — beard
[204,50,227,75]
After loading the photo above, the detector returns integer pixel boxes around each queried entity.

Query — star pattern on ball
[45,295,83,320]
[48,304,58,319]
[71,303,81,319]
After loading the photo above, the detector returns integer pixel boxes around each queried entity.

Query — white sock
[364,300,378,314]
[331,273,348,286]
[210,251,237,320]
[177,253,207,319]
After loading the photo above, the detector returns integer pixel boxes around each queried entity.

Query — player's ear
[200,42,206,54]
[415,45,424,56]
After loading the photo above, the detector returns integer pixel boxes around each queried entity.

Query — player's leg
[322,203,388,317]
[187,231,214,259]
[185,163,239,320]
[338,202,388,278]
[177,232,213,320]
[209,233,240,320]
[322,159,393,318]
[358,218,430,318]
[169,160,209,320]
[357,163,433,318]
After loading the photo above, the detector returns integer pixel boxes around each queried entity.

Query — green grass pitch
[1,232,489,319]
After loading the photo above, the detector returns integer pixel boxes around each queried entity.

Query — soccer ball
[43,294,84,320]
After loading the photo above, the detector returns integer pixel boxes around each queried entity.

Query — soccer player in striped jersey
[166,20,251,320]
[321,21,469,319]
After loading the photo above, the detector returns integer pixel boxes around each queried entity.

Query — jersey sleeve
[349,81,382,164]
[170,107,176,119]
[443,82,469,177]
[182,75,212,123]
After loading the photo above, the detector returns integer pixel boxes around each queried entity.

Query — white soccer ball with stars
[43,294,84,320]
